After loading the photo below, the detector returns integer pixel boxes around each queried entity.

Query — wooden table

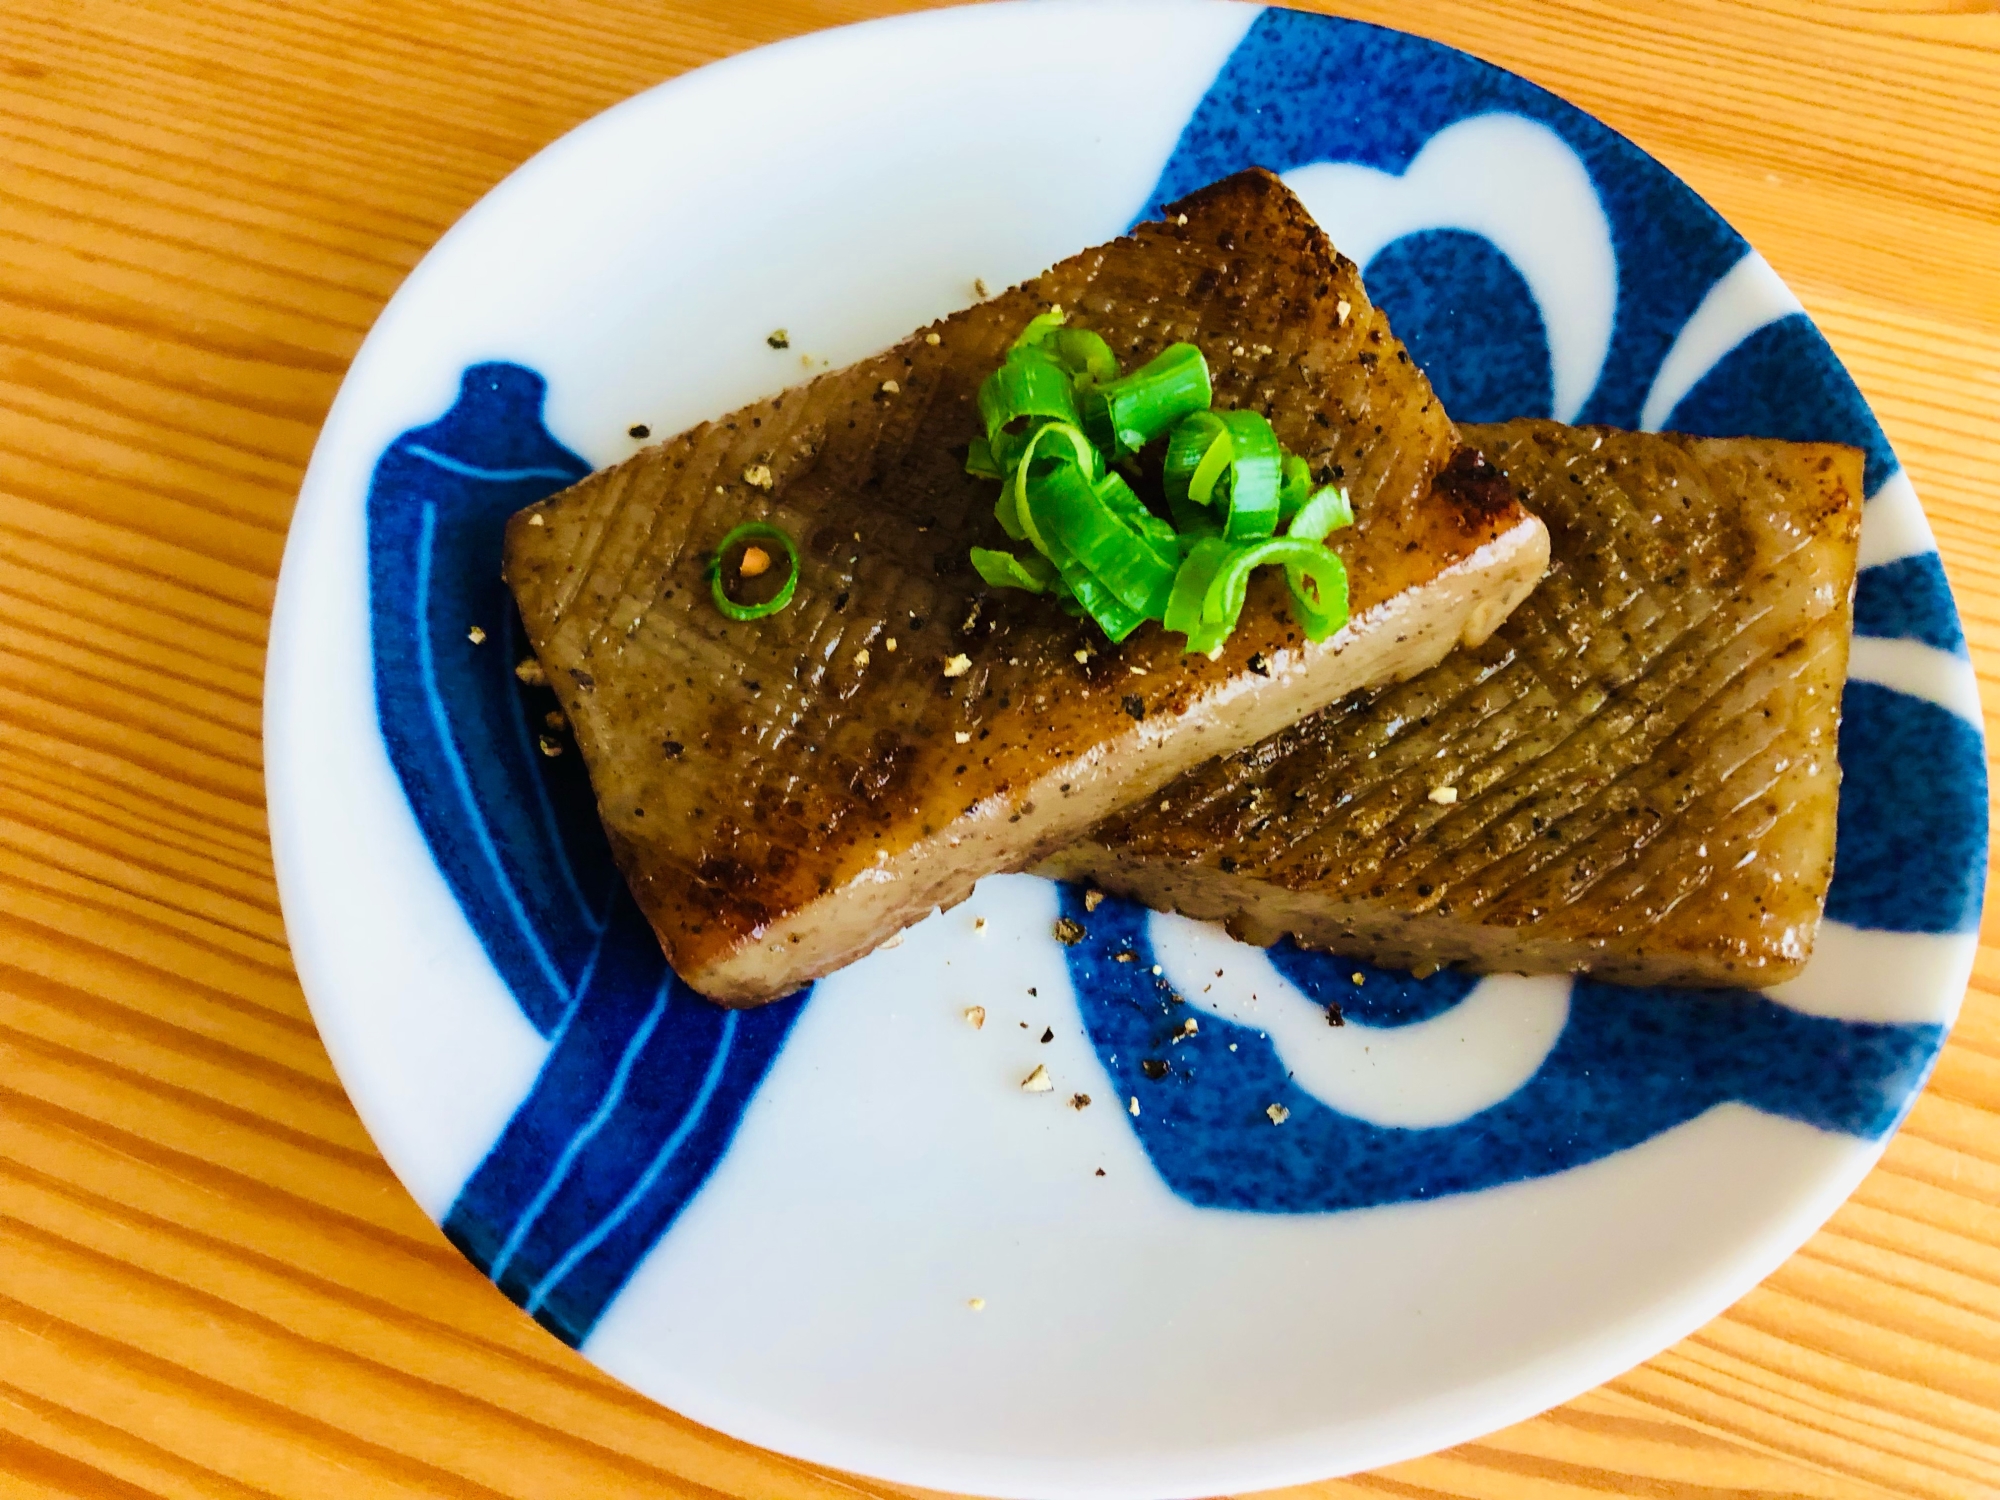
[3,0,1996,1494]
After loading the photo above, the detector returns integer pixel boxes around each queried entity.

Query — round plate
[265,3,1987,1495]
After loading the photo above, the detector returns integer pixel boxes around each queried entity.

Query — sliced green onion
[1007,421,1100,555]
[963,312,1358,653]
[1163,538,1236,655]
[1187,421,1235,504]
[1090,467,1180,558]
[1010,306,1069,351]
[708,522,799,622]
[1287,484,1354,544]
[1201,536,1350,643]
[1056,556,1147,642]
[1083,473,1180,618]
[1051,328,1119,384]
[1278,452,1314,519]
[986,419,1043,474]
[1010,307,1121,387]
[1284,547,1350,641]
[1035,518,1147,642]
[1216,410,1283,541]
[1023,463,1178,616]
[1203,536,1296,628]
[993,479,1028,541]
[978,352,1079,442]
[1081,343,1211,458]
[970,546,1059,594]
[1014,419,1100,477]
[1164,410,1228,504]
[1168,489,1223,539]
[1164,409,1284,539]
[965,435,1006,480]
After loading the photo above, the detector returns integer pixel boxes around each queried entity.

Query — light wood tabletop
[3,0,1997,1495]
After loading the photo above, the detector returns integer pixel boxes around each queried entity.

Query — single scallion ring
[709,521,800,622]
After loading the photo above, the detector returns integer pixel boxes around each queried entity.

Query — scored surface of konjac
[1050,423,1864,987]
[504,170,1548,1004]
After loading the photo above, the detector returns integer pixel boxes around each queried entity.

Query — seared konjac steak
[1046,423,1864,988]
[503,170,1549,1005]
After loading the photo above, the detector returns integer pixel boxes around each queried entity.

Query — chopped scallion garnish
[1286,483,1355,545]
[1080,342,1211,458]
[964,311,1353,652]
[1166,410,1228,503]
[1031,464,1179,616]
[964,435,1006,480]
[1010,307,1071,352]
[978,353,1080,443]
[1278,451,1314,519]
[1214,409,1284,541]
[1051,328,1119,384]
[709,522,799,622]
[970,546,1058,594]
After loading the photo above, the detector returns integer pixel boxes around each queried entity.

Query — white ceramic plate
[266,4,1987,1495]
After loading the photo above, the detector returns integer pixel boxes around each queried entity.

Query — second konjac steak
[503,170,1549,1005]
[1047,422,1864,988]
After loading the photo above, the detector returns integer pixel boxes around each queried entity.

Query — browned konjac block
[504,170,1548,1004]
[1047,422,1864,988]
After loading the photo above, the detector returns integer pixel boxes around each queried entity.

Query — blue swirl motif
[366,364,807,1346]
[1065,888,1944,1210]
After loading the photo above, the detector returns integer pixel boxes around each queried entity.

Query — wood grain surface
[1,0,1996,1495]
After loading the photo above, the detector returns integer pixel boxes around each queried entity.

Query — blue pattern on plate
[364,13,1983,1334]
[1143,7,1746,431]
[367,364,603,1036]
[1263,952,1477,1027]
[1662,315,1899,495]
[1145,10,1908,493]
[1828,683,1987,934]
[1063,887,1943,1212]
[444,894,804,1346]
[1358,230,1554,423]
[368,365,805,1346]
[1853,554,1968,655]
